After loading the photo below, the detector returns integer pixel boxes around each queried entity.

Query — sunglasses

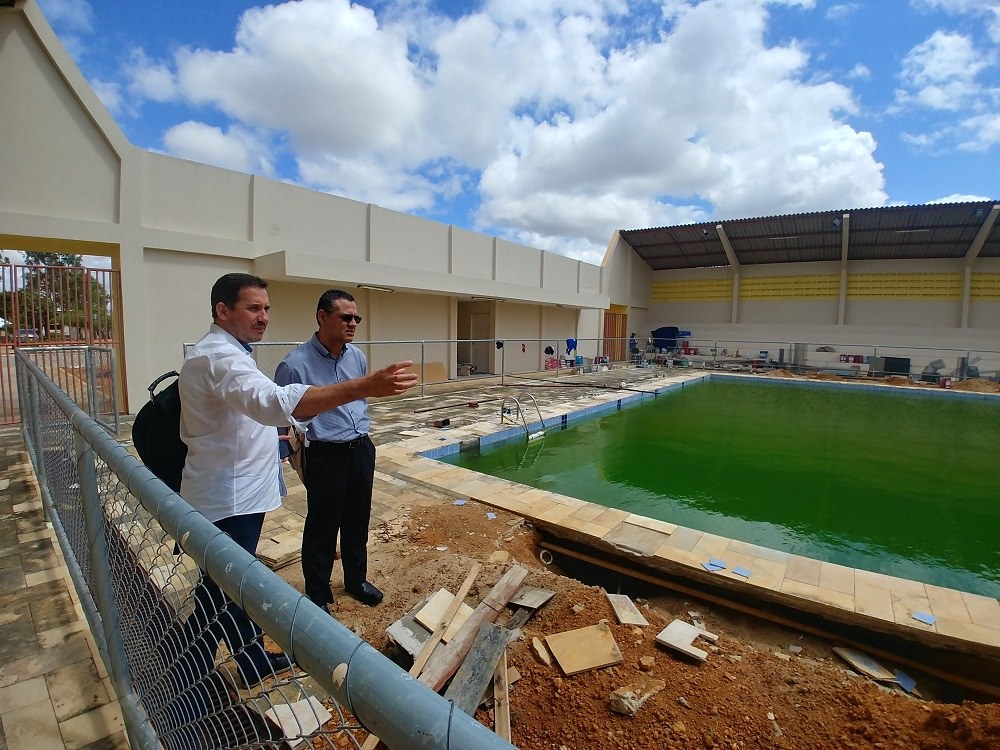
[329,313,362,324]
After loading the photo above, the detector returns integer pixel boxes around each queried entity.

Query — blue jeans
[189,512,273,683]
[154,513,273,744]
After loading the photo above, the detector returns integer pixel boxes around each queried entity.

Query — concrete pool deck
[373,369,1000,661]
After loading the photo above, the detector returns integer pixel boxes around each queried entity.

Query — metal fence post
[421,340,426,397]
[27,375,47,490]
[501,340,506,386]
[73,428,160,750]
[84,347,98,420]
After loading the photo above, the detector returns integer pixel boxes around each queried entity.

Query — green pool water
[442,379,1000,599]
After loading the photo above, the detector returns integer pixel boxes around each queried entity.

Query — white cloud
[162,122,276,175]
[38,0,93,32]
[125,49,179,102]
[928,192,993,203]
[958,113,1000,150]
[898,31,987,111]
[825,3,859,22]
[91,79,124,115]
[113,0,888,261]
[38,0,93,58]
[847,63,871,80]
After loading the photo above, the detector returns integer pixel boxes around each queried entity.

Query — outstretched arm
[291,360,418,419]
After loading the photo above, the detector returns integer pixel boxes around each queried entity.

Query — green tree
[12,253,112,342]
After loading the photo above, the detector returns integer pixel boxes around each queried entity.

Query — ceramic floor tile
[925,584,971,623]
[23,566,70,588]
[624,515,676,535]
[934,618,1000,649]
[45,659,110,722]
[658,526,703,552]
[890,591,934,630]
[690,532,731,560]
[743,558,785,591]
[589,507,630,532]
[535,502,578,524]
[2,698,61,750]
[725,539,789,563]
[36,620,88,650]
[785,555,822,587]
[855,569,926,596]
[961,592,1000,628]
[780,577,854,610]
[854,582,895,622]
[568,503,609,523]
[58,701,125,750]
[603,523,671,556]
[819,562,855,596]
[653,544,701,568]
[0,676,49,714]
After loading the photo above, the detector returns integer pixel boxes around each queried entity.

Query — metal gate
[0,262,125,425]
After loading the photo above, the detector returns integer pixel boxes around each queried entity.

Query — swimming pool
[442,378,1000,599]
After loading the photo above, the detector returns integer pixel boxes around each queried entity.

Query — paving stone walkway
[0,428,128,750]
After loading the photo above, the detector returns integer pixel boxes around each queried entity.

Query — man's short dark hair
[211,273,268,320]
[317,289,355,314]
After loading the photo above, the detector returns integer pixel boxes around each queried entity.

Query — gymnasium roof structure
[619,201,1000,271]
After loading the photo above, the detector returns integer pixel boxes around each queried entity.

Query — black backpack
[132,371,187,492]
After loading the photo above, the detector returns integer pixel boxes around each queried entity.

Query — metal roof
[619,201,1000,271]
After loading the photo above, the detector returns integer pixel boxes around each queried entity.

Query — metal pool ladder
[499,394,546,440]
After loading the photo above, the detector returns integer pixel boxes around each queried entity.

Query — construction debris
[605,592,649,626]
[545,622,624,676]
[415,588,474,643]
[609,676,666,716]
[532,637,552,667]
[262,695,331,748]
[655,619,719,662]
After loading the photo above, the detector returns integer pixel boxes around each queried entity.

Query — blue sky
[38,0,1000,264]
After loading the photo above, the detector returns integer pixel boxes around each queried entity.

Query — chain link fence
[242,337,1000,392]
[15,348,515,750]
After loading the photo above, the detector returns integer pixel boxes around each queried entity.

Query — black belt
[309,435,369,449]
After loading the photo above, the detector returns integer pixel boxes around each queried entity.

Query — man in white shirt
[179,273,416,689]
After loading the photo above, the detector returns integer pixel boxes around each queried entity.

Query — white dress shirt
[179,324,310,522]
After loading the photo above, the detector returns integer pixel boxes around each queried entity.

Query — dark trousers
[188,512,274,682]
[302,436,376,605]
[157,513,272,741]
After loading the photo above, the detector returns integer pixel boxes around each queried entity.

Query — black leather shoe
[310,598,335,615]
[346,580,383,606]
[239,651,293,689]
[268,652,293,673]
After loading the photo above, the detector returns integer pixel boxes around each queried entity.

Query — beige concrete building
[2,0,998,414]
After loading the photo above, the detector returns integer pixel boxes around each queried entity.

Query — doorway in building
[603,308,627,363]
[457,301,495,377]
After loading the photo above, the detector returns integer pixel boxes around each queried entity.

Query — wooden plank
[506,606,533,632]
[411,563,482,677]
[415,588,475,643]
[419,565,529,692]
[493,650,511,741]
[363,564,482,750]
[443,621,509,715]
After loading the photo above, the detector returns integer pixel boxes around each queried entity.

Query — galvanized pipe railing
[16,349,516,750]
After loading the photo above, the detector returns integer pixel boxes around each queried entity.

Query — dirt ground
[279,496,1000,750]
